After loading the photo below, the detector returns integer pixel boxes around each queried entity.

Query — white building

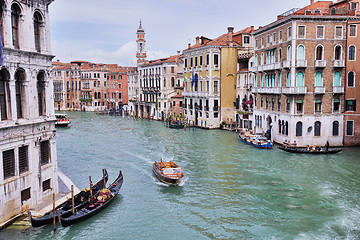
[0,0,58,225]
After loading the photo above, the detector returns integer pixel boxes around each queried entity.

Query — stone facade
[0,0,58,225]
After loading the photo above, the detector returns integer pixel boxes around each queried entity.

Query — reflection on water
[2,111,360,240]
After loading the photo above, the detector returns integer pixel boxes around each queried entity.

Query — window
[200,55,203,65]
[267,35,270,44]
[214,81,218,93]
[287,46,291,61]
[272,32,276,43]
[277,98,281,111]
[214,54,219,65]
[19,145,29,174]
[279,30,283,42]
[334,72,341,87]
[316,45,323,60]
[11,4,20,49]
[298,26,305,38]
[334,98,340,112]
[206,54,209,65]
[350,2,358,10]
[333,121,339,136]
[296,72,304,87]
[261,37,264,46]
[21,188,31,202]
[255,39,258,48]
[244,36,250,44]
[317,26,324,39]
[40,140,50,165]
[346,121,354,136]
[15,70,25,119]
[314,121,321,136]
[42,179,51,192]
[34,12,42,52]
[346,99,356,111]
[185,58,187,68]
[296,99,303,113]
[287,27,292,40]
[190,57,193,67]
[3,149,15,179]
[335,26,342,39]
[315,99,322,113]
[286,72,291,87]
[349,45,356,61]
[349,25,357,37]
[194,57,197,67]
[37,72,46,116]
[296,122,303,136]
[348,71,355,87]
[297,45,305,60]
[334,45,342,60]
[315,72,322,86]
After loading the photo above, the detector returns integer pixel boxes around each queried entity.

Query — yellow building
[183,27,254,128]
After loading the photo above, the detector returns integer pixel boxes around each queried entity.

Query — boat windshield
[163,168,182,174]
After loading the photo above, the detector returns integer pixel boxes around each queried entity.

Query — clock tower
[136,21,147,65]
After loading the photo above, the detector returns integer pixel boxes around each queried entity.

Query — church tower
[136,21,147,65]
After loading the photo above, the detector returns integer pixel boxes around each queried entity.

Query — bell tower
[136,21,147,65]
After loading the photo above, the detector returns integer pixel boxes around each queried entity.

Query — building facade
[251,0,360,146]
[0,0,58,224]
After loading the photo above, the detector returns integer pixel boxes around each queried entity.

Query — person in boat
[325,141,330,151]
[283,140,288,148]
[306,145,310,151]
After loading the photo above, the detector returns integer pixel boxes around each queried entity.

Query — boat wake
[120,150,153,164]
[178,176,188,186]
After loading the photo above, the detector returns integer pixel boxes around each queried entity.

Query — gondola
[59,171,123,227]
[28,169,108,227]
[153,160,184,185]
[278,145,343,154]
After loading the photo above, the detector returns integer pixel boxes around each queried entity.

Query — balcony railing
[252,87,281,94]
[333,86,344,94]
[283,61,291,68]
[296,60,308,68]
[263,63,275,71]
[274,62,282,69]
[258,65,264,72]
[314,86,325,94]
[333,59,345,68]
[282,86,307,94]
[315,60,326,68]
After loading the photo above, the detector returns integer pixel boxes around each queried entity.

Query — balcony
[214,65,219,71]
[315,60,326,68]
[283,61,291,68]
[296,60,307,68]
[258,65,264,72]
[274,62,282,69]
[333,86,344,94]
[314,86,325,94]
[250,66,258,72]
[282,86,307,94]
[263,63,275,71]
[333,59,345,68]
[253,87,282,94]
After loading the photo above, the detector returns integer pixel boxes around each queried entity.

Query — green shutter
[334,98,340,103]
[334,72,341,87]
[315,72,322,87]
[296,99,303,103]
[315,99,322,103]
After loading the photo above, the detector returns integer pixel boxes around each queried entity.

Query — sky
[49,0,312,67]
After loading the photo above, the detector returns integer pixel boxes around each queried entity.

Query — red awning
[242,99,253,105]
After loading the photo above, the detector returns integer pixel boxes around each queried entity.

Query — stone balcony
[333,59,345,68]
[274,62,282,69]
[296,60,307,68]
[315,60,326,68]
[282,86,307,94]
[314,86,325,94]
[250,66,258,72]
[263,63,275,71]
[252,87,282,94]
[333,86,344,94]
[283,61,291,68]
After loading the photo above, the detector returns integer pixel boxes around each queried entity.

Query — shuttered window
[42,179,51,192]
[19,146,29,174]
[3,149,15,179]
[40,140,50,165]
[21,188,31,202]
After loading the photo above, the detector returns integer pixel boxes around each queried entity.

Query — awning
[242,99,253,105]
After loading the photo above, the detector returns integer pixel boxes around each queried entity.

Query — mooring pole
[71,185,75,214]
[53,193,56,232]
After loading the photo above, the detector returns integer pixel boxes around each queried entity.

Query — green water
[1,111,360,240]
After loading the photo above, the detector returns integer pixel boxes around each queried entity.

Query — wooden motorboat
[59,171,123,227]
[278,145,343,154]
[239,132,272,149]
[55,113,70,127]
[153,160,184,185]
[28,169,108,227]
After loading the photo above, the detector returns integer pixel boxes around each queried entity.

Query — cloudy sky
[49,0,311,66]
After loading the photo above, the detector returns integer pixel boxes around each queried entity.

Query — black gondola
[278,146,343,154]
[59,171,123,227]
[28,169,108,227]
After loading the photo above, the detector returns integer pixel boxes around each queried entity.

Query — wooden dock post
[71,185,74,214]
[89,176,93,199]
[53,193,56,232]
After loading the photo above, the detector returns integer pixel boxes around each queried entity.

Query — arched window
[0,70,10,120]
[334,45,342,60]
[287,46,292,61]
[11,4,21,49]
[314,121,321,136]
[285,121,289,135]
[278,48,282,62]
[296,121,303,136]
[331,8,336,15]
[278,120,281,134]
[171,77,175,88]
[261,53,264,65]
[15,70,25,119]
[333,121,339,136]
[286,72,290,87]
[37,72,46,116]
[297,45,305,60]
[348,71,355,87]
[296,72,304,87]
[315,72,322,86]
[34,12,42,52]
[66,81,69,91]
[316,45,323,60]
[194,74,198,91]
[278,73,282,87]
[349,45,356,60]
[79,81,81,90]
[282,120,285,134]
[334,72,341,86]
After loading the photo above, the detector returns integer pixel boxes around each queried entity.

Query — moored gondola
[28,169,108,227]
[59,171,123,227]
[278,145,343,154]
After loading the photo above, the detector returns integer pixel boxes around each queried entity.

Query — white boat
[55,114,70,127]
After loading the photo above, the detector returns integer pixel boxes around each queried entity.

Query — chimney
[227,27,234,46]
[177,51,180,55]
[310,0,314,4]
[188,43,191,49]
[196,36,200,44]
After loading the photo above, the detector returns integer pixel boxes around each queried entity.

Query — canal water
[2,111,360,240]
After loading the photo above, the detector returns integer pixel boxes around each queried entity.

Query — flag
[183,77,185,87]
[0,27,3,66]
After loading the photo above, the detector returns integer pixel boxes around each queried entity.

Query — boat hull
[152,167,180,184]
[278,146,343,154]
[239,134,272,149]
